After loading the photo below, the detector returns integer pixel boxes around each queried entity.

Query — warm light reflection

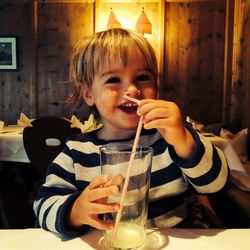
[136,8,152,35]
[107,8,122,29]
[97,8,140,32]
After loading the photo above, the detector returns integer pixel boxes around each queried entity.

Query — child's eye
[136,74,151,82]
[106,77,121,84]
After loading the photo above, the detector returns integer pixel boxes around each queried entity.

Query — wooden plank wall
[226,0,250,158]
[0,0,35,124]
[230,0,244,123]
[163,0,226,125]
[238,0,250,158]
[0,0,94,124]
[0,0,249,131]
[237,1,250,129]
[37,1,94,119]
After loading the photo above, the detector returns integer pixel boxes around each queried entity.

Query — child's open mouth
[119,102,138,113]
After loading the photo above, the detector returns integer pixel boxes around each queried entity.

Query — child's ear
[81,86,95,106]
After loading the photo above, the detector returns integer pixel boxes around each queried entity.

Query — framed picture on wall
[0,37,18,70]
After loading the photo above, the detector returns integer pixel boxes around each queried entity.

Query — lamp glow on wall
[136,7,152,35]
[107,8,122,29]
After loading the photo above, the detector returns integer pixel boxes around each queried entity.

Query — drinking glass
[100,144,153,249]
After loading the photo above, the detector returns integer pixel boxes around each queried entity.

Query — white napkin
[70,115,83,130]
[70,114,102,133]
[17,113,33,127]
[0,120,4,133]
[220,128,248,162]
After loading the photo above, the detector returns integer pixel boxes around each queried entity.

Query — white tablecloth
[0,228,249,250]
[0,126,29,163]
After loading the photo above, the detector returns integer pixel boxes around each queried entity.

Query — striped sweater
[33,126,228,236]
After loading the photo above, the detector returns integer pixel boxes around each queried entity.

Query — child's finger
[88,185,119,202]
[103,174,123,187]
[88,217,115,231]
[90,202,120,214]
[88,175,110,190]
[111,174,123,186]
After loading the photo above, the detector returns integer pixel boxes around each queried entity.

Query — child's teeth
[123,103,137,107]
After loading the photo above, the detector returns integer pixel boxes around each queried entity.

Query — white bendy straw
[123,95,141,105]
[110,95,143,245]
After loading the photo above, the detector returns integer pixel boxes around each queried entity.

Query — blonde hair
[69,28,158,105]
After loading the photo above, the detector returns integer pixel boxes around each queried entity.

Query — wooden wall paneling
[158,0,166,99]
[28,0,38,119]
[231,0,250,159]
[0,0,245,128]
[240,1,250,128]
[168,2,191,113]
[205,1,227,122]
[246,1,250,160]
[0,0,35,125]
[222,0,235,123]
[37,1,94,120]
[164,2,179,104]
[232,0,250,145]
[230,0,244,123]
[164,0,226,125]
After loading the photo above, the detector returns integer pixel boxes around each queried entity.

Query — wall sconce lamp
[107,8,122,30]
[136,7,152,35]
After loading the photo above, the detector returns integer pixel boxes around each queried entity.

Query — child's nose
[125,84,141,97]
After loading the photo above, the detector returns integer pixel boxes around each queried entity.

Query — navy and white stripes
[34,126,228,236]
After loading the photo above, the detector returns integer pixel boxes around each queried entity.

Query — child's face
[83,48,157,139]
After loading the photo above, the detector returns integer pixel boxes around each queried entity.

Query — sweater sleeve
[33,144,90,237]
[168,124,229,194]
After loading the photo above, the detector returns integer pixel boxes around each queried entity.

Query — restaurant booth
[0,0,250,249]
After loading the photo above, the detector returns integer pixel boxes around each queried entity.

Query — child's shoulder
[66,131,95,143]
[65,131,100,153]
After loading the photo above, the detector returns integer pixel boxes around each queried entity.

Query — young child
[33,28,229,236]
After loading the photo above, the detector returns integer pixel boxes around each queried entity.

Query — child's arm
[137,99,195,159]
[138,98,229,194]
[67,174,121,231]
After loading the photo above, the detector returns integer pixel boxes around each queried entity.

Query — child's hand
[67,174,122,230]
[137,99,195,158]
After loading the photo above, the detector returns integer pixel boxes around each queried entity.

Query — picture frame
[0,37,18,71]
